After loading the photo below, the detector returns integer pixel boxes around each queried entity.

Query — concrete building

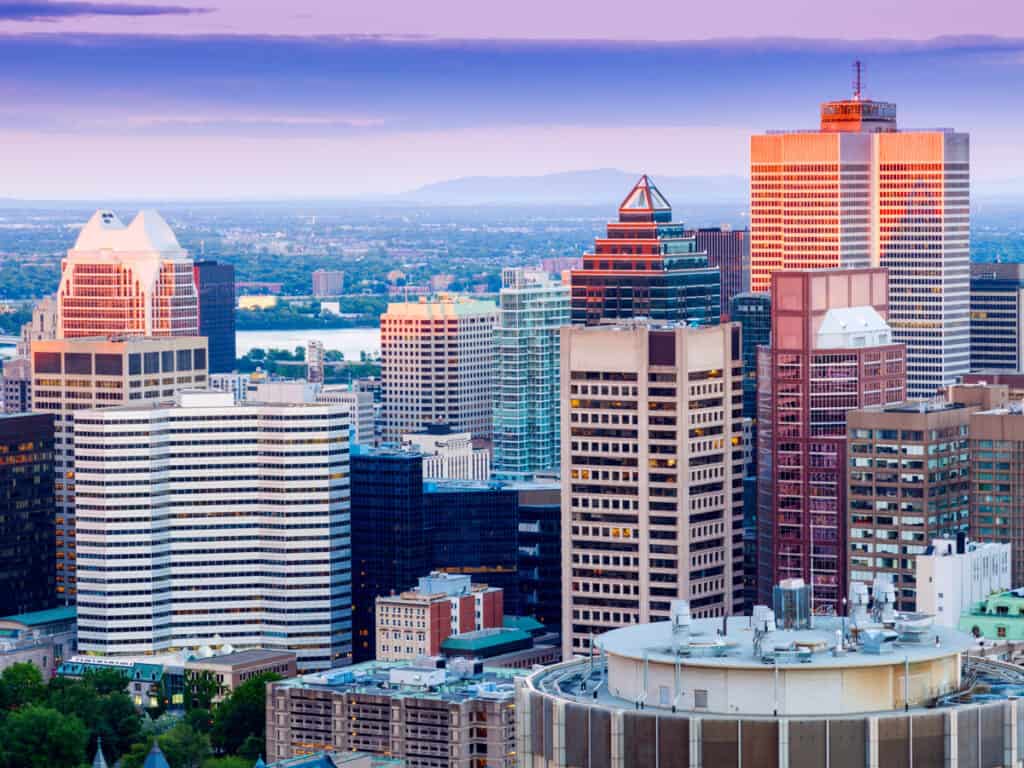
[380,295,497,442]
[0,413,56,616]
[307,340,325,384]
[375,572,503,662]
[184,649,298,702]
[561,322,745,657]
[253,381,376,446]
[960,588,1024,642]
[847,400,973,611]
[1,356,32,412]
[968,405,1024,587]
[17,295,57,356]
[689,227,750,319]
[312,270,345,298]
[516,602,1016,768]
[751,81,970,398]
[439,626,560,670]
[266,660,518,765]
[402,424,491,481]
[917,537,1012,629]
[72,390,351,671]
[56,209,198,338]
[570,176,720,327]
[969,262,1024,373]
[32,335,208,599]
[193,260,236,374]
[757,269,906,611]
[961,371,1024,401]
[0,605,76,677]
[493,268,569,479]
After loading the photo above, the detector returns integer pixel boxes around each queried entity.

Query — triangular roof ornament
[91,735,109,768]
[618,175,671,219]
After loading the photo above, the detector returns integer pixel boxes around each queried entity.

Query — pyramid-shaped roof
[143,740,171,768]
[91,736,109,768]
[619,175,671,217]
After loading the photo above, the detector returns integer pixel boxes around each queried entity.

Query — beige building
[401,425,491,481]
[31,336,208,598]
[381,295,496,442]
[185,649,297,702]
[560,322,744,658]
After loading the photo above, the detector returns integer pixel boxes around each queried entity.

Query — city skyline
[3,30,1024,198]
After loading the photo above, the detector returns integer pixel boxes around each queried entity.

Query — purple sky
[2,0,1023,39]
[1,1,1023,199]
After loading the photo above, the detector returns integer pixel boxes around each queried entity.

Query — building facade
[728,292,771,423]
[0,413,56,616]
[561,322,745,657]
[493,268,569,479]
[349,447,427,663]
[312,270,345,298]
[380,295,497,442]
[968,406,1024,588]
[32,335,208,599]
[193,260,236,374]
[72,390,351,671]
[375,572,503,662]
[570,176,721,327]
[402,425,491,481]
[751,87,969,398]
[514,481,562,634]
[56,209,199,338]
[757,269,906,611]
[917,537,1011,629]
[846,401,972,612]
[266,661,518,766]
[690,227,750,319]
[1,356,32,413]
[969,262,1024,372]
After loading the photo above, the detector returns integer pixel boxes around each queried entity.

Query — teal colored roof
[132,663,165,682]
[503,615,544,634]
[0,605,76,626]
[442,627,531,653]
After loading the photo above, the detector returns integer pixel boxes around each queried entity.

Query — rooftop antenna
[853,60,864,101]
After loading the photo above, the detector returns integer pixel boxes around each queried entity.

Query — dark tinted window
[65,353,92,375]
[128,353,142,376]
[144,352,159,373]
[161,351,174,372]
[95,354,123,376]
[193,348,207,371]
[34,352,61,374]
[176,349,192,372]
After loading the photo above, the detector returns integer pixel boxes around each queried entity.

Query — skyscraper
[0,413,55,616]
[969,262,1024,372]
[751,75,969,398]
[380,295,497,442]
[57,210,199,338]
[493,268,570,478]
[690,227,750,318]
[32,336,208,599]
[561,321,744,657]
[756,269,906,611]
[728,292,771,422]
[570,176,721,327]
[73,390,350,671]
[193,260,236,374]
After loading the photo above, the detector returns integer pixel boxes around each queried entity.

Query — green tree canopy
[0,705,89,768]
[209,672,280,758]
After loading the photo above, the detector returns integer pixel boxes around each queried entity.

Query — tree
[209,673,280,757]
[0,705,88,768]
[84,667,131,696]
[184,670,221,711]
[0,663,46,710]
[186,708,214,735]
[201,758,251,768]
[121,723,210,768]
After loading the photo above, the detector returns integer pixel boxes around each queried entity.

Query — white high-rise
[381,295,497,442]
[73,390,351,671]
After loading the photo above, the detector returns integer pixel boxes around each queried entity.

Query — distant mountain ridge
[402,169,749,206]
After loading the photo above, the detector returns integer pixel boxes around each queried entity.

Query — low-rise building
[960,589,1024,642]
[439,626,560,670]
[375,573,502,662]
[266,660,519,765]
[0,606,77,677]
[58,655,185,710]
[917,537,1011,628]
[185,649,297,703]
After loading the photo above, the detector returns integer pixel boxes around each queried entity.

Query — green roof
[0,606,76,627]
[502,615,544,634]
[441,628,531,653]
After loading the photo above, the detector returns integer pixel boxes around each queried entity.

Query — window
[694,689,708,708]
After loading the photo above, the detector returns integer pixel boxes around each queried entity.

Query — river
[0,327,382,363]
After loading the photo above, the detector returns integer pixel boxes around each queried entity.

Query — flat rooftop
[187,648,295,666]
[274,660,521,704]
[595,616,974,671]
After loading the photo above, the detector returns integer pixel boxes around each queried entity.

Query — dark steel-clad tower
[193,260,236,374]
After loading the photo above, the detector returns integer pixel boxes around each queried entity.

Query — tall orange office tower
[751,65,970,397]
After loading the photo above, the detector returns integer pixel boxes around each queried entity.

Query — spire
[618,175,672,223]
[254,756,267,768]
[853,59,863,101]
[143,739,171,768]
[91,736,109,768]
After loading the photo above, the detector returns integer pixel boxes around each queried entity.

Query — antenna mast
[853,60,863,101]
